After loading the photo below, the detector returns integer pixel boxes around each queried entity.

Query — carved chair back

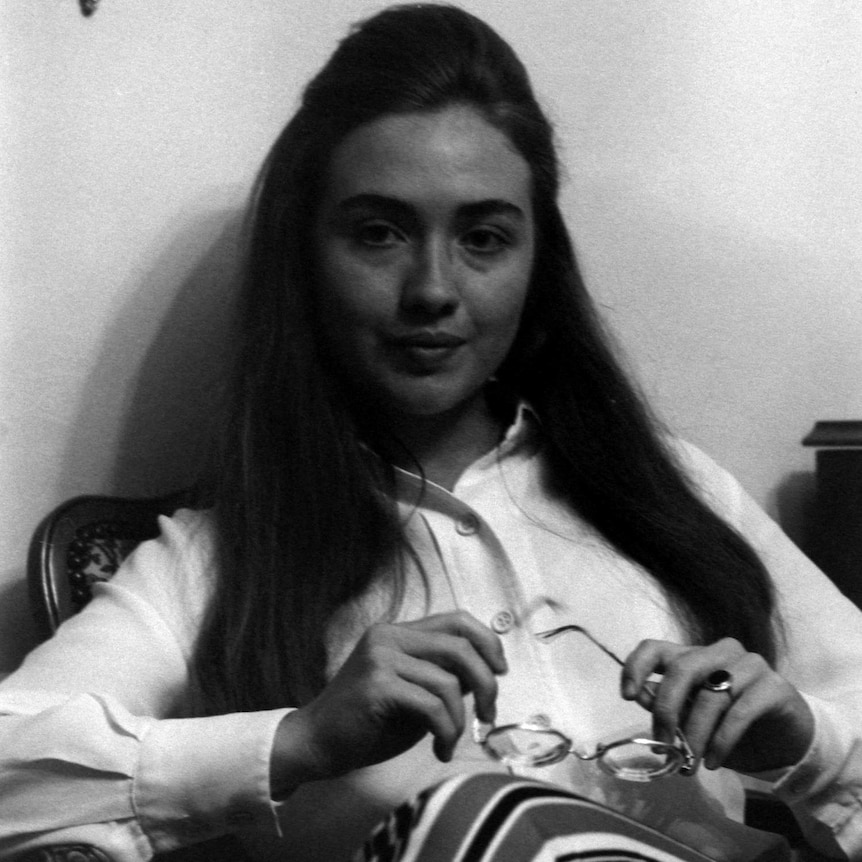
[27,492,191,642]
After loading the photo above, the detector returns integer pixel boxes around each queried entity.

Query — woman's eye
[461,227,510,255]
[354,222,403,248]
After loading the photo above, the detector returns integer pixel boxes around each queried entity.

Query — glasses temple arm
[534,625,627,667]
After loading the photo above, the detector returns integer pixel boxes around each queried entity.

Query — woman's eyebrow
[333,194,415,221]
[333,194,526,222]
[456,200,527,222]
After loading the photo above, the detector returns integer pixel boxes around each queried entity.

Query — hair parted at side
[191,3,778,715]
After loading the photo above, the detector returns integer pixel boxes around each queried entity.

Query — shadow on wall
[772,471,818,554]
[59,205,246,504]
[0,576,35,674]
[0,207,244,671]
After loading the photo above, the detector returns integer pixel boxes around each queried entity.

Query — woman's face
[313,105,535,422]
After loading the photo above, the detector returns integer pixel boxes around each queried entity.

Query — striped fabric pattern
[355,774,786,862]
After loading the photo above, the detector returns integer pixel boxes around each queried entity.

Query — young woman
[2,5,861,861]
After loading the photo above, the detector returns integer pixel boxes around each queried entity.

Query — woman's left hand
[621,638,814,774]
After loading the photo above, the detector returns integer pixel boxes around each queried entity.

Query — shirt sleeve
[0,510,290,861]
[675,440,862,859]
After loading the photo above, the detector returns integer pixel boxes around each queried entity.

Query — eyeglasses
[473,624,697,782]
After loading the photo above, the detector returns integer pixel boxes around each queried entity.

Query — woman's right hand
[270,611,506,795]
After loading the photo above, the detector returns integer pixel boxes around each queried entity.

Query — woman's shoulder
[663,436,733,486]
[662,436,752,528]
[157,506,216,553]
[106,506,219,614]
[156,505,217,574]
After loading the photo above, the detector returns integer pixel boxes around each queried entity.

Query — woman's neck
[371,396,509,491]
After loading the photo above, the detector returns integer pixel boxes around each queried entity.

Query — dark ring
[703,669,733,693]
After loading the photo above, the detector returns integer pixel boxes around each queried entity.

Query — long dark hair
[191,3,777,714]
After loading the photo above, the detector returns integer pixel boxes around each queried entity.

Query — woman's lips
[390,332,466,348]
[386,332,467,369]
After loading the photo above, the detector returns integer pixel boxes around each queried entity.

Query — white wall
[2,1,860,672]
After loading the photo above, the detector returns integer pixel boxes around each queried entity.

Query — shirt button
[456,513,480,536]
[491,610,515,633]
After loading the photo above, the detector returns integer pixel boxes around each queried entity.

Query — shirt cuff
[770,695,847,801]
[133,707,291,854]
[768,695,862,857]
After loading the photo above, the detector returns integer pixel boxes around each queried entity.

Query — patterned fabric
[18,846,112,862]
[355,774,790,862]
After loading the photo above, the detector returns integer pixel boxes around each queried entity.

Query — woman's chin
[372,387,486,423]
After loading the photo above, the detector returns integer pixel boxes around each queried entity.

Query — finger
[702,656,810,771]
[622,639,684,703]
[362,622,499,723]
[392,628,500,723]
[398,612,506,722]
[386,675,462,762]
[681,689,734,761]
[651,640,748,744]
[621,640,689,740]
[623,637,746,696]
[405,611,508,674]
[701,680,776,770]
[681,647,773,761]
[680,667,748,760]
[394,652,468,742]
[623,638,746,741]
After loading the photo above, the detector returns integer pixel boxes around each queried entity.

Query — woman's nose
[400,242,459,316]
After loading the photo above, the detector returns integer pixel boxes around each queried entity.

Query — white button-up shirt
[2,414,862,861]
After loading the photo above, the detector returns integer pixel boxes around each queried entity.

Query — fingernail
[436,743,453,763]
[622,679,636,699]
[477,701,496,725]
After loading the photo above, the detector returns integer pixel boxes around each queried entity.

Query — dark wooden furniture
[803,421,862,608]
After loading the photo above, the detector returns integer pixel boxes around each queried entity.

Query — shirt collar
[388,400,540,504]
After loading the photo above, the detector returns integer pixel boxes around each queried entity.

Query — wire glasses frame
[473,624,697,782]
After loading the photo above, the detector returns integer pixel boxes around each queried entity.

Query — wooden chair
[27,492,193,641]
[22,491,255,862]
